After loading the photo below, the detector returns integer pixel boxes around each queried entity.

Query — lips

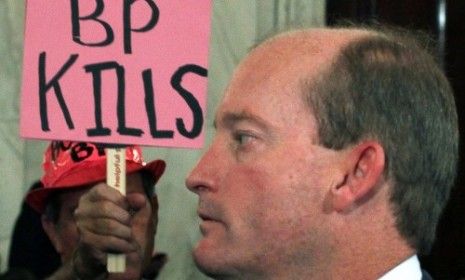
[198,211,217,222]
[197,200,225,231]
[198,210,220,235]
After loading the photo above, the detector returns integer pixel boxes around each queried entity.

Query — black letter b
[70,0,114,47]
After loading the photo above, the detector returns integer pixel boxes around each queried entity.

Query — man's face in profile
[186,37,342,278]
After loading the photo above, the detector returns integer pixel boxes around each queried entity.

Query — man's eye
[233,132,254,146]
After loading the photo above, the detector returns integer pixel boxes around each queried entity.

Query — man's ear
[41,215,63,254]
[330,141,385,212]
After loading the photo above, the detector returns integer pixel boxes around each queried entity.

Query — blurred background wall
[0,1,325,279]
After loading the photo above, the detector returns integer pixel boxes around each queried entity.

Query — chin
[193,255,230,279]
[194,240,219,269]
[193,240,238,279]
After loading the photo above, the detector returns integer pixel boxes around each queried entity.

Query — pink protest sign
[20,0,212,148]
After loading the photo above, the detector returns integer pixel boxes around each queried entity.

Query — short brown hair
[306,27,459,254]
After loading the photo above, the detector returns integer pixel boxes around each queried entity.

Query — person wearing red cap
[24,141,166,280]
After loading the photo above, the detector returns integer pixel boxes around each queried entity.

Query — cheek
[132,204,156,250]
[57,222,80,261]
[223,166,268,206]
[222,165,290,230]
[133,206,155,232]
[230,161,320,231]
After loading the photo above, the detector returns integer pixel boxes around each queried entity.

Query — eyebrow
[214,111,270,132]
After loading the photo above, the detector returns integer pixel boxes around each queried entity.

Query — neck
[327,210,416,279]
[330,245,415,280]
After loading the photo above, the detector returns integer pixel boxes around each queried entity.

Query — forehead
[215,31,332,129]
[215,29,369,129]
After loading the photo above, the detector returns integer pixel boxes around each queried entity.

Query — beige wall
[0,0,27,271]
[0,1,325,278]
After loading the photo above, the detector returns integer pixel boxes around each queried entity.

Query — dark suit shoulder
[421,269,433,280]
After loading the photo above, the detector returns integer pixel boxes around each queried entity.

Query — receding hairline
[243,27,381,91]
[252,27,379,55]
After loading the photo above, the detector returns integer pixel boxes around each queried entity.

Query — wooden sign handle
[105,148,126,273]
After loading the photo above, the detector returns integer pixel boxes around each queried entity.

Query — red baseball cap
[26,141,166,214]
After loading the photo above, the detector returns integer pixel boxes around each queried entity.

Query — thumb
[125,193,147,212]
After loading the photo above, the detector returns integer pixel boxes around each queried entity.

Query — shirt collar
[378,255,422,280]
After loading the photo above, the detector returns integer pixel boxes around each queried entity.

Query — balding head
[188,26,458,279]
[223,28,372,123]
[235,28,372,91]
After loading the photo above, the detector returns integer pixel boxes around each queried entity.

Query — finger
[83,183,129,209]
[126,192,147,212]
[79,225,137,254]
[77,216,133,240]
[75,199,132,226]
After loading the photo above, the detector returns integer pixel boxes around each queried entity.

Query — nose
[186,144,219,194]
